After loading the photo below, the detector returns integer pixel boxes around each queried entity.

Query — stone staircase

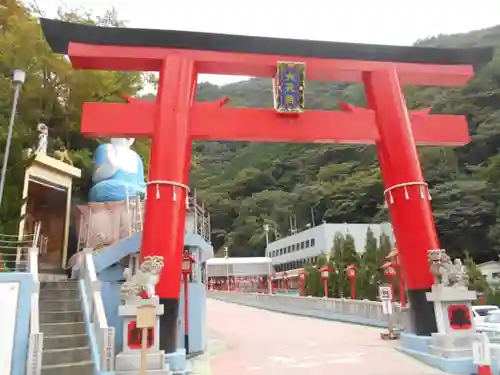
[39,278,94,375]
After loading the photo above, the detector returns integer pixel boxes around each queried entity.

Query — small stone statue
[428,249,468,287]
[120,255,164,303]
[35,123,48,155]
[53,147,73,165]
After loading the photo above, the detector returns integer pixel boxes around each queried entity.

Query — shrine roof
[40,18,493,71]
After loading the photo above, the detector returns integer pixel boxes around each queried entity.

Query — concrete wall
[208,291,408,329]
[0,273,34,375]
[177,283,207,354]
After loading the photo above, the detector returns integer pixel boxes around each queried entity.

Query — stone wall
[208,291,409,328]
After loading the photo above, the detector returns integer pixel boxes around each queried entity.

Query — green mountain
[191,27,500,261]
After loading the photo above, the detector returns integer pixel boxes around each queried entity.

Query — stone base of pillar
[426,284,478,358]
[116,299,171,374]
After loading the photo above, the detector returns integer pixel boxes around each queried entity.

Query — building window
[300,242,305,249]
[306,239,310,247]
[492,272,500,279]
[287,246,291,253]
[311,238,315,246]
[292,244,296,251]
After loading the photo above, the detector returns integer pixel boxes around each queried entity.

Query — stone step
[41,322,86,336]
[40,299,81,312]
[40,288,80,300]
[42,346,91,366]
[40,310,83,324]
[41,360,93,375]
[40,281,79,290]
[43,334,88,350]
[39,273,68,282]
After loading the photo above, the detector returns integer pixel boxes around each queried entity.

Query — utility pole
[0,69,26,209]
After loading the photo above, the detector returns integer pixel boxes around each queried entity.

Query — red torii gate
[41,18,492,352]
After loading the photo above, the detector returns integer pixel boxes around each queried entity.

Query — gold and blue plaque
[273,61,305,114]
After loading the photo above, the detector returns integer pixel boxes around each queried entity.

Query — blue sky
[33,0,500,86]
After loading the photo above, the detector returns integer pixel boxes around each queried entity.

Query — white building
[266,222,394,273]
[477,261,500,284]
[205,257,273,277]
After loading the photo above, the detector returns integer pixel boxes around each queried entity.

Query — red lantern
[345,264,357,300]
[382,262,395,277]
[346,264,357,279]
[298,270,306,296]
[319,266,332,280]
[319,266,332,298]
[182,251,195,276]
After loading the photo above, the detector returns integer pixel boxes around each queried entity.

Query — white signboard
[379,285,392,301]
[0,282,19,374]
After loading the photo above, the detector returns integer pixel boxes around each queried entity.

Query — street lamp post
[224,246,230,291]
[181,251,195,354]
[0,69,26,209]
[263,224,270,246]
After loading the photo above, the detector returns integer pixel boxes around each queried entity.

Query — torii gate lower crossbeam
[40,18,493,353]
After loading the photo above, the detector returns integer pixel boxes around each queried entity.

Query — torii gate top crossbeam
[41,19,493,86]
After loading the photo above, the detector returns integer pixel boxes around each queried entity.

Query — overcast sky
[33,0,500,86]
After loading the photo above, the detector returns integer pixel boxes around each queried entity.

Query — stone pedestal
[115,299,171,375]
[426,284,480,358]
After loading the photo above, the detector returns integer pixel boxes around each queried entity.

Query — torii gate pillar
[39,18,493,350]
[142,57,197,352]
[365,68,438,334]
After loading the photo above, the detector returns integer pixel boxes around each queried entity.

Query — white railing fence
[0,222,44,272]
[472,328,500,372]
[208,291,408,328]
[188,189,211,243]
[81,248,115,372]
[26,246,43,375]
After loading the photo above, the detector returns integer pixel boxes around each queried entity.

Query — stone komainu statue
[428,249,468,287]
[53,148,73,165]
[120,255,164,303]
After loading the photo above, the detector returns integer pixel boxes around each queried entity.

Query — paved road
[196,298,447,375]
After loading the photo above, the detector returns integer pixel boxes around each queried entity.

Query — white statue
[35,123,48,155]
[89,138,146,202]
[120,255,164,303]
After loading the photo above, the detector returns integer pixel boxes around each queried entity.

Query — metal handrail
[81,248,115,371]
[26,246,43,375]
